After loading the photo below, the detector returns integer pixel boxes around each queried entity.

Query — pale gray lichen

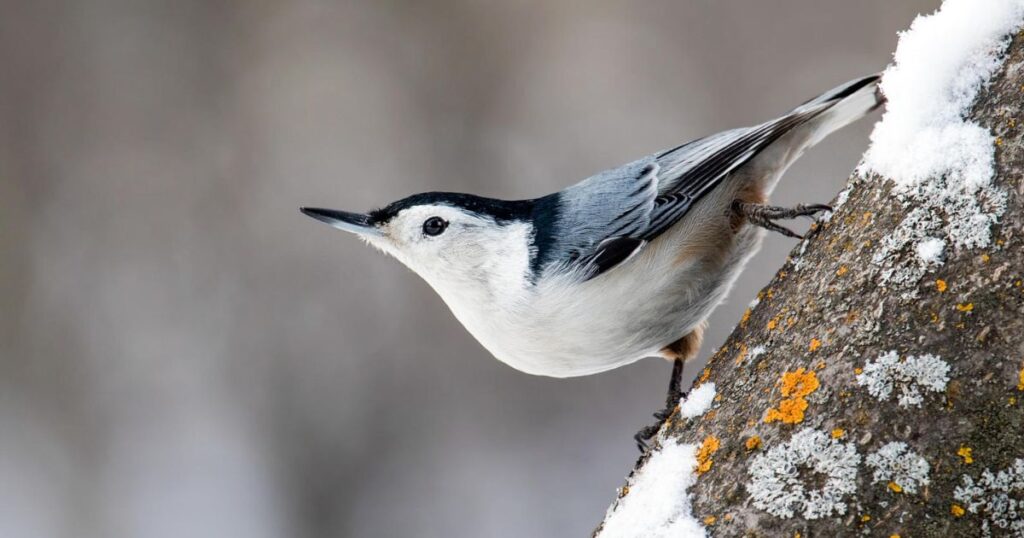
[856,351,950,408]
[747,428,861,519]
[865,442,931,494]
[871,181,1007,298]
[954,458,1024,537]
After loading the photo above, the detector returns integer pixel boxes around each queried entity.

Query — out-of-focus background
[0,1,936,537]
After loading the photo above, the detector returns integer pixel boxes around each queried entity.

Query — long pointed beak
[300,207,383,236]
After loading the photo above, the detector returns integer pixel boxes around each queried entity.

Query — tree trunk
[597,30,1024,538]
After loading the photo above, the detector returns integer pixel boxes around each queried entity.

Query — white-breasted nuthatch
[303,74,882,448]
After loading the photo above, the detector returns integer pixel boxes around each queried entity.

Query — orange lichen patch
[860,514,871,523]
[936,279,948,292]
[780,368,820,398]
[699,368,712,384]
[766,317,779,331]
[695,435,721,474]
[855,367,863,375]
[951,504,966,517]
[703,515,717,525]
[836,265,848,277]
[809,338,822,352]
[831,428,846,439]
[1017,366,1024,391]
[981,253,991,263]
[958,446,974,464]
[618,485,630,498]
[765,369,819,424]
[816,360,826,370]
[740,308,752,327]
[734,343,748,366]
[891,535,902,538]
[888,482,903,493]
[995,137,1003,147]
[745,435,762,451]
[956,303,974,313]
[862,211,873,224]
[765,395,809,424]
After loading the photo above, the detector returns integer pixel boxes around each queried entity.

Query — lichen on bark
[599,32,1024,538]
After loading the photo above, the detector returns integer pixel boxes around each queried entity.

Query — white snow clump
[599,385,719,537]
[599,439,706,538]
[915,237,946,266]
[678,382,716,419]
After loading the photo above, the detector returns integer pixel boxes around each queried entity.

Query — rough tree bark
[598,32,1024,538]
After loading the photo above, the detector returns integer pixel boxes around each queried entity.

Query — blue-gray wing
[544,159,660,277]
[548,106,828,281]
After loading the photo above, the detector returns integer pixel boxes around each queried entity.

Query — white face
[364,204,534,306]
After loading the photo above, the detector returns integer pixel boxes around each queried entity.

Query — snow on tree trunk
[597,3,1024,537]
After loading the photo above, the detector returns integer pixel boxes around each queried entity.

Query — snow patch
[860,0,1022,292]
[856,351,950,408]
[915,237,946,266]
[747,428,861,519]
[865,442,931,494]
[954,458,1024,536]
[599,385,718,537]
[678,383,716,419]
[861,0,1023,188]
[599,439,706,538]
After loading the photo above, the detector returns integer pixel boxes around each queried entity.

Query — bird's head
[301,193,538,304]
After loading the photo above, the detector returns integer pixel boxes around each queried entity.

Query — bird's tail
[791,73,885,148]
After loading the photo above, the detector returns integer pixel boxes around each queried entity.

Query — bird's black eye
[422,216,448,236]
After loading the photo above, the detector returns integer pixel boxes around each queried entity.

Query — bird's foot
[635,358,686,453]
[732,201,832,239]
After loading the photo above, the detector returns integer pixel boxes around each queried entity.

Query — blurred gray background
[0,1,935,537]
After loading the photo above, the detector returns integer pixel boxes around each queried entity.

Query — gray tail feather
[792,73,885,148]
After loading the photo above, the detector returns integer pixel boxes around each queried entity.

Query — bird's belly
[447,210,763,378]
[483,253,750,377]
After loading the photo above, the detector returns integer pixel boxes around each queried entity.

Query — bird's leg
[732,201,832,239]
[635,358,685,452]
[634,324,705,452]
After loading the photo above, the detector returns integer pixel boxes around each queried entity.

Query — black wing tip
[828,73,882,101]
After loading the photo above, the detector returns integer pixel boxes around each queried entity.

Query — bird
[302,74,883,450]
